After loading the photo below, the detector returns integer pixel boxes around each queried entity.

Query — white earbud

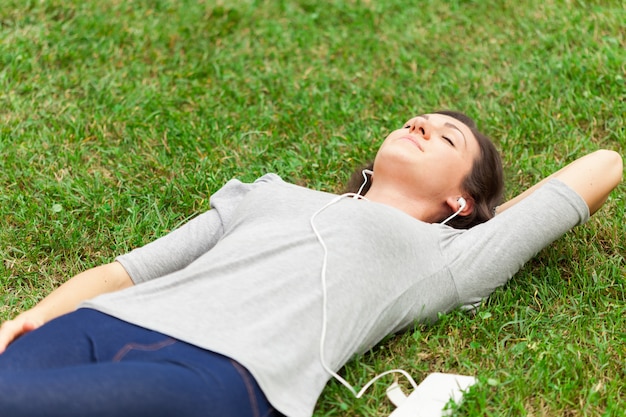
[441,197,467,225]
[457,197,467,211]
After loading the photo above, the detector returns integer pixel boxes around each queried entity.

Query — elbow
[596,149,623,188]
[102,261,134,291]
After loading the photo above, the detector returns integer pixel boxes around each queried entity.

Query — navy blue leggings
[0,309,282,417]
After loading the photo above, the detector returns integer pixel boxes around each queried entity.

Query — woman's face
[372,113,480,204]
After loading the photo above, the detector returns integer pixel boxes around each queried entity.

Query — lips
[398,135,423,151]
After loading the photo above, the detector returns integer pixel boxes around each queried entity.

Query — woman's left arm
[498,150,623,215]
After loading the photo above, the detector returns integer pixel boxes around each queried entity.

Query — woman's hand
[0,314,44,354]
[0,262,133,354]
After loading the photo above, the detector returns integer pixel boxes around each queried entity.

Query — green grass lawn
[1,0,624,415]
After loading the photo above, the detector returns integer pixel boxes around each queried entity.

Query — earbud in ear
[441,197,469,225]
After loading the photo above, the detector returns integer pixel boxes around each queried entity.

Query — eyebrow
[444,122,467,148]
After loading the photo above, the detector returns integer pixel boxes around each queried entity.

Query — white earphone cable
[354,169,374,198]
[440,206,463,225]
[440,198,467,225]
[309,193,419,398]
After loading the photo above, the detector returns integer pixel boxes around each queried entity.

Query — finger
[22,321,38,332]
[0,323,19,354]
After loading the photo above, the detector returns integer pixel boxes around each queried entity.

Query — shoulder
[209,173,286,208]
[253,173,284,184]
[214,173,285,195]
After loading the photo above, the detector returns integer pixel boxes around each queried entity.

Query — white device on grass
[386,373,476,417]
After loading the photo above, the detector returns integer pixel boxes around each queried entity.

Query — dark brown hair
[345,110,504,229]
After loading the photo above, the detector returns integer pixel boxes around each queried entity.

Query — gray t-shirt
[81,174,589,417]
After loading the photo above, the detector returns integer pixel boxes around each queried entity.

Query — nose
[409,120,431,140]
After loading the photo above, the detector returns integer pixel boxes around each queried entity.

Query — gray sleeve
[443,179,590,306]
[116,173,281,284]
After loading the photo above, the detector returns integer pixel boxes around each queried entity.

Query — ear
[445,196,474,216]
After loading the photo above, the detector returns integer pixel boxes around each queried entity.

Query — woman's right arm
[0,261,132,353]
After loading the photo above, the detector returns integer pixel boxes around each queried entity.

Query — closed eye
[443,136,455,147]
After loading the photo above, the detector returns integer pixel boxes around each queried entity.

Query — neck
[363,184,447,223]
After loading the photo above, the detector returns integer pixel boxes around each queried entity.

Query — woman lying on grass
[0,111,622,417]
